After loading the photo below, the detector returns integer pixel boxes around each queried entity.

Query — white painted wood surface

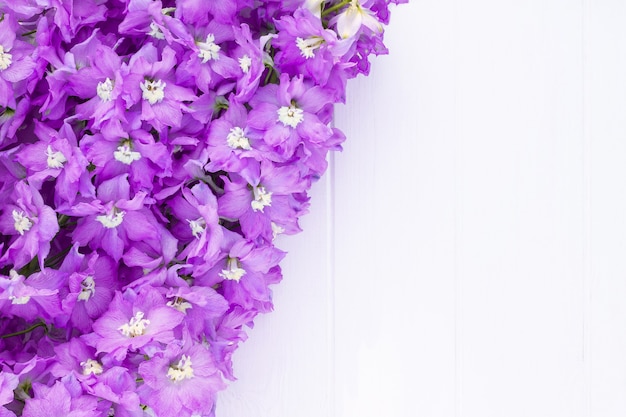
[218,1,626,416]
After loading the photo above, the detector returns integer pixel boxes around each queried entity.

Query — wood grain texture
[217,1,626,416]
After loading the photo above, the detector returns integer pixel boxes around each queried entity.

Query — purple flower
[81,117,171,194]
[67,175,160,262]
[247,74,334,160]
[85,287,184,361]
[218,160,308,241]
[165,284,229,339]
[21,379,98,417]
[87,366,142,417]
[167,182,224,270]
[0,14,36,109]
[0,182,59,270]
[0,372,19,408]
[177,21,241,94]
[231,24,264,102]
[15,122,94,208]
[122,44,196,130]
[72,44,127,128]
[205,100,268,173]
[137,342,225,417]
[274,8,349,85]
[63,252,118,333]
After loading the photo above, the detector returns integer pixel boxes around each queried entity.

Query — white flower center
[167,297,193,313]
[80,359,103,376]
[9,295,30,305]
[296,36,324,59]
[271,222,285,239]
[0,45,12,71]
[148,21,165,40]
[46,145,67,169]
[238,54,252,73]
[219,257,246,282]
[251,185,272,212]
[226,127,251,150]
[96,208,125,229]
[97,78,114,102]
[197,34,220,63]
[114,142,141,165]
[77,276,96,302]
[167,354,194,382]
[12,210,33,235]
[118,311,150,337]
[277,105,304,128]
[187,218,206,239]
[140,79,166,105]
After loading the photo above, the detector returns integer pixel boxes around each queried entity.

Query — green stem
[263,65,275,86]
[322,0,351,17]
[1,321,47,339]
[44,245,72,268]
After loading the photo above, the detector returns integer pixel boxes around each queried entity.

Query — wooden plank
[454,1,586,416]
[588,1,626,415]
[333,1,457,416]
[217,173,334,417]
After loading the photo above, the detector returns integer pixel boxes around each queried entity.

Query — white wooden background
[218,1,626,416]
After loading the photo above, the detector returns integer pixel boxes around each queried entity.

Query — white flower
[296,36,324,59]
[46,145,67,169]
[0,45,13,71]
[140,79,166,105]
[197,34,220,63]
[114,141,141,165]
[118,311,150,337]
[12,210,33,235]
[167,355,194,382]
[336,0,383,39]
[96,208,125,229]
[219,257,246,282]
[226,127,252,150]
[238,54,252,73]
[277,104,304,128]
[251,185,272,212]
[97,78,114,102]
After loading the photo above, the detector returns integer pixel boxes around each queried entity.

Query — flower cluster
[0,0,405,416]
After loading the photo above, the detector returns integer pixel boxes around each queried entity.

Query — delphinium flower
[80,116,171,194]
[247,74,336,165]
[0,0,407,415]
[15,121,94,209]
[0,14,36,110]
[21,379,98,417]
[218,160,309,242]
[85,287,185,361]
[137,340,225,417]
[0,182,59,270]
[122,44,197,131]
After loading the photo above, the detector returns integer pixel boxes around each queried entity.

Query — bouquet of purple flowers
[0,0,405,415]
